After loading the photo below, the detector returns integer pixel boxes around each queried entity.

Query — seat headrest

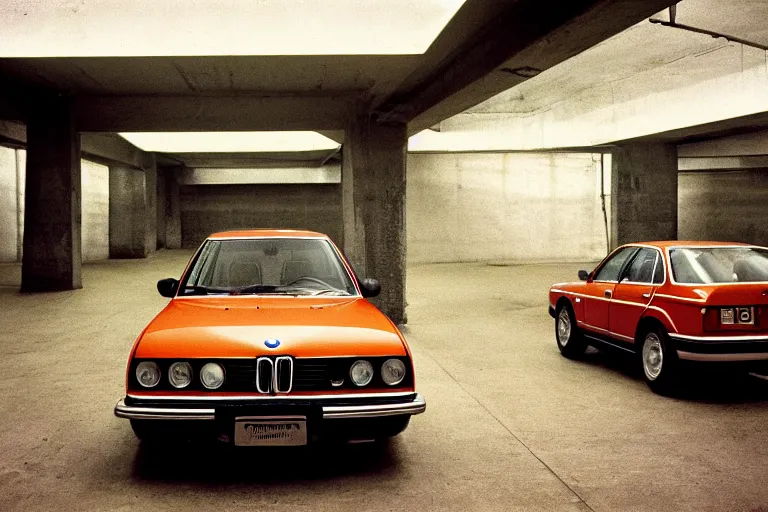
[228,261,262,287]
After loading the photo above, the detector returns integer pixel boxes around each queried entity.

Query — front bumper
[115,392,426,421]
[670,333,768,362]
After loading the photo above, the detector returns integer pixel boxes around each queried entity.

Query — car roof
[207,229,329,239]
[627,240,754,249]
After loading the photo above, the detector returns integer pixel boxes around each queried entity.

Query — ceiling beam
[373,0,678,134]
[76,95,357,132]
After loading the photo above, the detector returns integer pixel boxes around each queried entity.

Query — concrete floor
[0,251,767,512]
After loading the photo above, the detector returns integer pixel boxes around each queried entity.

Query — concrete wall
[179,183,343,249]
[81,160,109,260]
[0,146,18,262]
[679,169,768,246]
[406,152,607,263]
[0,146,109,262]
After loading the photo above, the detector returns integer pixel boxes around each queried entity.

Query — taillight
[703,308,720,331]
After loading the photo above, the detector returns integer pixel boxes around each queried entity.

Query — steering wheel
[285,276,333,288]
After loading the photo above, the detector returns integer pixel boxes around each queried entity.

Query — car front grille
[223,358,333,392]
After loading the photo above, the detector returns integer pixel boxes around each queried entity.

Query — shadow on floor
[130,438,402,485]
[577,346,768,404]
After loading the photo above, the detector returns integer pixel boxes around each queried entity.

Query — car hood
[135,297,406,359]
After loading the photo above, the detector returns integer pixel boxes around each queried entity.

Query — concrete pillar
[15,149,25,262]
[21,96,82,291]
[156,167,167,249]
[109,165,148,258]
[610,142,678,249]
[165,169,182,250]
[342,115,407,324]
[143,157,157,254]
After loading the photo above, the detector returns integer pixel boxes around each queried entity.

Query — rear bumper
[670,333,768,362]
[114,393,426,421]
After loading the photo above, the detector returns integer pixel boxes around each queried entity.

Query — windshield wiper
[231,284,282,295]
[183,285,234,295]
[310,289,349,296]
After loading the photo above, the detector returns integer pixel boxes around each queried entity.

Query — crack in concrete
[419,347,597,512]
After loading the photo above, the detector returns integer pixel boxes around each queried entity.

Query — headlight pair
[349,358,406,387]
[135,361,225,389]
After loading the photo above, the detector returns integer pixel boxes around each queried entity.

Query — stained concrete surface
[0,251,766,511]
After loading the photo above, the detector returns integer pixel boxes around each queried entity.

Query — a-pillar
[342,115,407,324]
[109,165,148,258]
[21,95,82,292]
[610,142,678,249]
[164,168,182,250]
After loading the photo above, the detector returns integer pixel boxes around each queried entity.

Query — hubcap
[642,333,663,381]
[557,309,571,346]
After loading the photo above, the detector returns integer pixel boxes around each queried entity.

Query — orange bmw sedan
[114,230,425,446]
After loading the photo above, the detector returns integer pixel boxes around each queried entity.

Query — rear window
[669,247,768,284]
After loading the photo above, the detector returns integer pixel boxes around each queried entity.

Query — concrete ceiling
[467,0,768,115]
[0,0,678,135]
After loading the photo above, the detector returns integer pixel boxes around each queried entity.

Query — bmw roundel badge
[264,338,280,349]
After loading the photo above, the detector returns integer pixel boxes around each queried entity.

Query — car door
[583,247,639,333]
[609,247,664,343]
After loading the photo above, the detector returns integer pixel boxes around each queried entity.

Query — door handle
[642,292,651,299]
[604,290,612,298]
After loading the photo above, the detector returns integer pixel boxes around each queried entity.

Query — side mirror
[157,278,179,298]
[578,270,590,281]
[359,278,381,298]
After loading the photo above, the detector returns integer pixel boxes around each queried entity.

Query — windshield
[669,247,768,284]
[179,238,357,296]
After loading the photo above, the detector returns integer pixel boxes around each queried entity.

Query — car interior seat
[696,252,733,282]
[281,260,311,285]
[634,257,656,283]
[228,261,263,287]
[733,256,768,282]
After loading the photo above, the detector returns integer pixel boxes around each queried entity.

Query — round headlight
[136,361,160,388]
[200,362,225,389]
[381,359,406,386]
[168,362,193,388]
[349,360,374,387]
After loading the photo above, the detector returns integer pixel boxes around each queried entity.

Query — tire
[639,325,679,395]
[555,302,588,359]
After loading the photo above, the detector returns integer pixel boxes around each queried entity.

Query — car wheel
[555,303,587,359]
[640,325,678,395]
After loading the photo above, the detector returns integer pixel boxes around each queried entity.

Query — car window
[653,253,664,284]
[594,247,638,282]
[620,248,658,284]
[670,247,768,283]
[180,238,358,296]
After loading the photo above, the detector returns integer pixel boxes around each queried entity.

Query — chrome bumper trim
[670,333,768,343]
[115,393,426,421]
[322,393,426,419]
[114,398,215,420]
[126,391,416,402]
[677,351,768,362]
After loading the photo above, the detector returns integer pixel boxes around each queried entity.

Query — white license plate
[234,416,307,447]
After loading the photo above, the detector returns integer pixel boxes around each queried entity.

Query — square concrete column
[156,167,167,249]
[21,96,82,291]
[164,169,182,250]
[343,115,407,324]
[611,142,678,249]
[109,165,148,258]
[143,157,157,255]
